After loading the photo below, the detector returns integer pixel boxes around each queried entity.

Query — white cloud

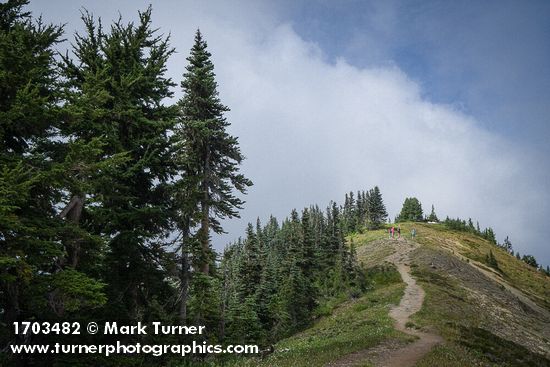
[29,0,549,264]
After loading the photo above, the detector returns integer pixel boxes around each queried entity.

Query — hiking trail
[327,238,442,367]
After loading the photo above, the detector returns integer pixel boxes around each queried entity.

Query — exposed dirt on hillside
[412,245,550,358]
[327,238,442,367]
[433,235,550,318]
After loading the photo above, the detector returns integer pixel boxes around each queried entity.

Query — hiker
[397,225,401,239]
[388,227,392,239]
[411,228,416,239]
[390,226,395,239]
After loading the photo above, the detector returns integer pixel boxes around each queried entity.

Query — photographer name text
[104,322,205,335]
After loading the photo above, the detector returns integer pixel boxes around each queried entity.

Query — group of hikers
[388,225,417,240]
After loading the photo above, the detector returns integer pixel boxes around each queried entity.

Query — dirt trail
[327,239,442,367]
[373,239,443,367]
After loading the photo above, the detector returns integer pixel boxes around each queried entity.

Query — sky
[27,0,550,266]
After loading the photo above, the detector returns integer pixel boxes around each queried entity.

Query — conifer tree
[1,2,108,362]
[522,254,538,268]
[468,218,475,231]
[355,191,365,228]
[0,1,64,330]
[176,30,252,274]
[427,204,439,222]
[367,186,388,228]
[241,223,262,296]
[503,236,513,253]
[483,227,497,245]
[486,250,499,270]
[62,6,178,321]
[343,191,357,232]
[396,197,423,222]
[329,202,344,256]
[300,208,317,311]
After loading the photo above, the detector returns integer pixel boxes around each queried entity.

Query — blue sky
[283,0,550,149]
[27,0,550,266]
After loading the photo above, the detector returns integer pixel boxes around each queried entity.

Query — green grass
[365,264,403,288]
[415,344,489,367]
[456,325,550,366]
[348,227,389,246]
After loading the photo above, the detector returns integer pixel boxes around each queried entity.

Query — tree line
[221,186,388,346]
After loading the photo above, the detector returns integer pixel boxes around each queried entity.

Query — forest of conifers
[0,1,393,365]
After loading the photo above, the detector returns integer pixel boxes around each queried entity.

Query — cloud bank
[30,0,549,265]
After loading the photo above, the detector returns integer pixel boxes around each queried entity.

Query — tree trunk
[179,217,190,323]
[200,199,210,274]
[200,147,211,274]
[59,194,85,268]
[219,265,228,340]
[130,280,139,321]
[4,281,20,325]
[179,249,189,323]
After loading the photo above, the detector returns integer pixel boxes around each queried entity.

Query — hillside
[243,222,550,367]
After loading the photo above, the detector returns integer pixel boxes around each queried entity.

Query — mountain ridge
[241,222,550,367]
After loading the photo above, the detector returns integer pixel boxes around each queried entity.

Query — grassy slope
[405,222,550,366]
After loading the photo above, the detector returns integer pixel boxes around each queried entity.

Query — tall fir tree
[62,6,178,322]
[343,191,357,232]
[1,2,109,364]
[427,204,439,222]
[300,208,317,311]
[176,30,252,274]
[367,186,388,228]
